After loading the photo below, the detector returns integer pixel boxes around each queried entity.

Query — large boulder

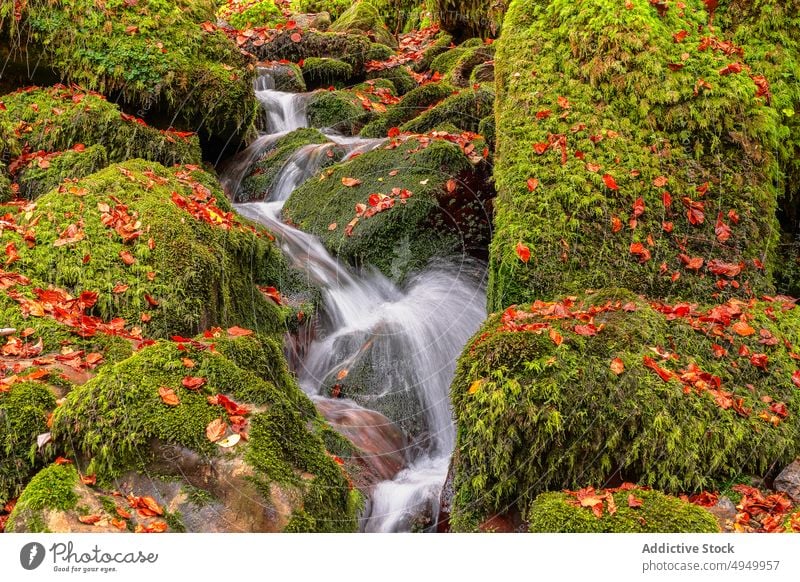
[283,131,493,281]
[448,289,800,530]
[0,0,257,146]
[0,159,288,340]
[360,82,455,138]
[489,0,788,311]
[329,1,397,48]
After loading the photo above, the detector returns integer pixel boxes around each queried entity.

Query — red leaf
[119,250,136,265]
[629,242,651,262]
[290,33,302,43]
[532,142,549,155]
[770,402,788,418]
[749,353,768,370]
[515,242,531,263]
[602,174,619,191]
[181,376,206,390]
[643,356,674,382]
[632,197,645,218]
[611,216,622,233]
[446,179,457,193]
[610,358,625,375]
[526,178,539,192]
[627,495,643,508]
[549,328,563,346]
[715,212,731,243]
[732,321,755,336]
[711,344,727,358]
[227,326,253,337]
[678,254,704,271]
[574,324,601,337]
[78,514,102,525]
[144,294,159,307]
[387,127,400,138]
[792,370,800,388]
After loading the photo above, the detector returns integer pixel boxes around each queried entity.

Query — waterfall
[221,74,487,532]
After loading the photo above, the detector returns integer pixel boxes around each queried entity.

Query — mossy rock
[5,464,79,533]
[527,489,719,533]
[234,128,340,203]
[283,135,493,281]
[0,85,201,166]
[412,32,454,73]
[256,64,307,93]
[290,0,351,20]
[243,29,374,76]
[0,382,56,506]
[306,90,374,134]
[470,62,495,84]
[448,44,495,88]
[449,289,800,530]
[366,65,417,96]
[489,0,786,311]
[301,57,355,90]
[16,145,109,200]
[217,0,283,28]
[0,0,257,145]
[477,115,495,153]
[329,1,397,48]
[0,165,11,202]
[430,47,467,77]
[51,336,358,531]
[360,82,455,138]
[366,43,394,63]
[0,159,288,339]
[401,87,494,135]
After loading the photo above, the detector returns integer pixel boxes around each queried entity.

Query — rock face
[774,459,800,504]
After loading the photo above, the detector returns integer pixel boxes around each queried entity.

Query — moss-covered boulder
[306,90,374,134]
[449,289,800,530]
[0,382,56,506]
[329,1,397,48]
[433,0,505,40]
[5,464,79,533]
[283,132,493,281]
[0,0,257,145]
[233,128,341,202]
[401,86,494,135]
[489,0,786,311]
[447,44,495,88]
[0,85,201,167]
[243,29,374,76]
[15,145,109,200]
[49,334,360,532]
[0,159,288,340]
[290,0,350,20]
[527,488,719,533]
[360,82,455,138]
[301,57,355,90]
[366,64,417,96]
[256,63,307,93]
[412,31,454,73]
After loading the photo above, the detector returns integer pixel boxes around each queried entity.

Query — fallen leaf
[628,495,643,508]
[610,358,625,375]
[205,418,227,442]
[341,177,362,187]
[227,326,253,337]
[78,515,102,525]
[217,433,241,448]
[602,174,619,191]
[158,386,180,406]
[515,242,531,263]
[732,321,755,336]
[181,376,206,390]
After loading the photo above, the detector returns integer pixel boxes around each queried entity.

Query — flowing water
[221,72,487,532]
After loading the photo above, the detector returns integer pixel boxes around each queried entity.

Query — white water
[223,75,487,532]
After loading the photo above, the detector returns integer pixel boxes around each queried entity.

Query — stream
[220,73,487,532]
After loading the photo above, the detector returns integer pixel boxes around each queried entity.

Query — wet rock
[774,459,800,503]
[293,12,332,31]
[707,497,738,532]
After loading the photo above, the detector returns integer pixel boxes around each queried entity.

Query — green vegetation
[306,90,374,134]
[401,86,494,134]
[528,489,719,533]
[301,58,355,90]
[5,464,79,532]
[0,86,201,167]
[489,0,784,311]
[218,0,283,29]
[283,135,491,281]
[360,81,454,138]
[366,65,417,95]
[433,0,505,39]
[0,160,288,338]
[449,290,800,530]
[329,1,396,48]
[0,382,56,505]
[0,0,257,144]
[16,145,109,200]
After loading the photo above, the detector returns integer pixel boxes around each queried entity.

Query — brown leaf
[205,418,227,443]
[341,177,362,187]
[158,386,180,406]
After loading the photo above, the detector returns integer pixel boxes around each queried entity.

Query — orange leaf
[227,326,253,337]
[158,386,180,406]
[526,178,538,192]
[206,418,227,443]
[549,328,563,346]
[78,514,102,525]
[610,358,625,375]
[119,250,136,265]
[653,176,668,188]
[515,242,531,263]
[341,177,362,187]
[627,495,643,508]
[732,321,755,336]
[80,474,97,485]
[602,174,619,191]
[181,376,206,390]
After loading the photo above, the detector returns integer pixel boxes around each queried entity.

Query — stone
[774,459,800,503]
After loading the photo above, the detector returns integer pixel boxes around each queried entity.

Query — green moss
[412,32,454,73]
[470,62,494,84]
[0,165,11,202]
[447,44,495,88]
[244,29,374,76]
[301,58,355,90]
[489,0,784,311]
[236,128,336,202]
[0,382,56,505]
[0,0,257,144]
[329,1,396,48]
[290,0,351,20]
[16,145,109,200]
[528,490,719,533]
[283,135,491,281]
[306,90,374,134]
[258,64,307,93]
[6,464,79,532]
[367,65,417,96]
[401,86,494,134]
[218,0,283,29]
[477,115,495,153]
[0,159,287,338]
[430,48,467,76]
[0,86,201,166]
[449,290,800,530]
[433,0,504,39]
[366,43,394,62]
[360,82,455,138]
